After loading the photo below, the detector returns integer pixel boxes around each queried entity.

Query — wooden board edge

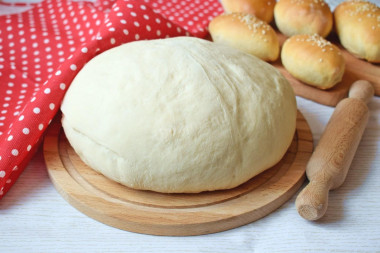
[43,112,313,236]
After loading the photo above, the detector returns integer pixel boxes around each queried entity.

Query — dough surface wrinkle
[184,46,244,181]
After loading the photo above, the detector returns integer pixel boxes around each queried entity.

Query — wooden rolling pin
[295,80,374,221]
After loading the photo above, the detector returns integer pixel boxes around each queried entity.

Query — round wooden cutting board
[43,111,313,236]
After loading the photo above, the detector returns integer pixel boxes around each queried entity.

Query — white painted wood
[1,96,379,252]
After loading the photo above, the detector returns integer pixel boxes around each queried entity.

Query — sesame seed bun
[281,34,345,89]
[209,13,280,61]
[274,0,333,37]
[334,0,380,63]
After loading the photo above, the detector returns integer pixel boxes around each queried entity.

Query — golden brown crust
[334,0,380,63]
[274,0,333,37]
[209,13,279,61]
[221,0,276,23]
[281,34,345,89]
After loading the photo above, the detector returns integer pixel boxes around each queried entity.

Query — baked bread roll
[274,0,333,37]
[209,13,280,61]
[61,37,297,193]
[334,0,380,63]
[281,34,345,89]
[220,0,276,23]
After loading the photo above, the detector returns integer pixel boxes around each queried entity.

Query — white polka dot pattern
[150,0,223,36]
[0,0,223,198]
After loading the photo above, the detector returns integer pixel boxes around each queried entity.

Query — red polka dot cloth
[0,0,223,199]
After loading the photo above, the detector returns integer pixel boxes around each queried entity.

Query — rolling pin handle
[296,174,331,221]
[348,80,374,104]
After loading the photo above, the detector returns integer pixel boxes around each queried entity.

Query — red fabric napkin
[0,0,223,199]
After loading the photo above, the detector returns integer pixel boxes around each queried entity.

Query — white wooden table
[1,96,380,252]
[1,0,380,252]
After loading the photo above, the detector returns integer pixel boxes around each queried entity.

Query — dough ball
[221,0,276,23]
[334,0,380,63]
[209,13,280,62]
[274,0,333,37]
[281,34,345,89]
[61,37,297,193]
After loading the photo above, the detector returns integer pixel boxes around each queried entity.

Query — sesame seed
[229,13,271,35]
[293,34,340,55]
[343,0,379,23]
[304,34,332,48]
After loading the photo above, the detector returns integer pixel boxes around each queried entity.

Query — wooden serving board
[43,111,313,236]
[273,33,380,107]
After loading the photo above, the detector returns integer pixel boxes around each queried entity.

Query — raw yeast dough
[61,37,297,193]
